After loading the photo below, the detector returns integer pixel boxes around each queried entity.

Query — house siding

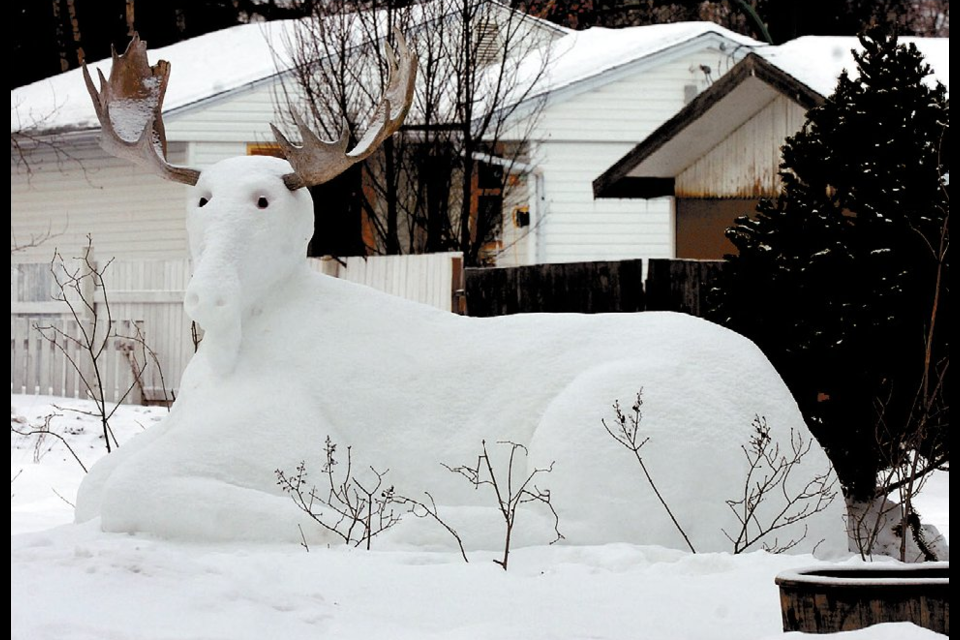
[675,93,808,198]
[507,49,729,265]
[11,139,190,262]
[189,141,251,168]
[495,172,535,266]
[166,81,283,144]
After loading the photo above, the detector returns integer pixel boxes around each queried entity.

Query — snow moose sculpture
[75,34,846,555]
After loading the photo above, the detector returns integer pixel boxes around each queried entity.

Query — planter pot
[775,562,949,635]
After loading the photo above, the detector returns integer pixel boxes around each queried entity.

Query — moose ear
[271,27,417,191]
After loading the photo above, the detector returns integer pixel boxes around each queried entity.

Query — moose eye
[198,197,209,207]
[257,196,269,209]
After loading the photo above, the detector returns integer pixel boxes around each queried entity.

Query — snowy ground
[11,394,949,640]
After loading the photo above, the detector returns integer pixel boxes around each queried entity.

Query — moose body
[73,35,846,554]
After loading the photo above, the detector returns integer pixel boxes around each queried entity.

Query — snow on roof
[756,35,950,97]
[13,17,762,137]
[526,21,762,102]
[11,20,298,136]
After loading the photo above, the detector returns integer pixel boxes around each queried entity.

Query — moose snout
[183,264,242,334]
[184,290,230,311]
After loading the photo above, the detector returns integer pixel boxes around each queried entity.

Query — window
[246,143,284,158]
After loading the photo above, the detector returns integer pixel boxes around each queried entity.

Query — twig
[602,391,696,553]
[11,415,88,473]
[398,491,470,563]
[297,523,310,552]
[52,487,76,508]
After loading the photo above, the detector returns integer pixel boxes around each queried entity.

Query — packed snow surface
[11,395,949,640]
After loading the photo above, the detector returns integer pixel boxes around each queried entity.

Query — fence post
[318,256,340,277]
[645,258,726,316]
[451,254,465,314]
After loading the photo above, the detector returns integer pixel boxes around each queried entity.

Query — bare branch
[11,413,88,473]
[721,417,837,554]
[446,439,561,570]
[602,391,696,553]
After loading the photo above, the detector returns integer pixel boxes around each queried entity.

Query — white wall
[11,139,190,262]
[188,141,250,169]
[166,81,282,145]
[676,93,808,198]
[507,48,730,265]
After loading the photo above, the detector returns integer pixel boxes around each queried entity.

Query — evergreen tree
[713,32,949,507]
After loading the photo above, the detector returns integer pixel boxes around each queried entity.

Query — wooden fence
[11,251,464,404]
[463,258,727,318]
[463,259,646,317]
[644,259,728,318]
[11,255,195,404]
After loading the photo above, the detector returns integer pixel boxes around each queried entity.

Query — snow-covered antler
[271,28,417,191]
[82,34,201,186]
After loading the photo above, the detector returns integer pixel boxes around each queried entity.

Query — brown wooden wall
[464,258,726,318]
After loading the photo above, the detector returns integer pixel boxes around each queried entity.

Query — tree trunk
[65,0,85,67]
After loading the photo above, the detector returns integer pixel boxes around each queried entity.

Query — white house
[10,2,566,265]
[12,12,764,268]
[592,35,950,260]
[491,22,761,266]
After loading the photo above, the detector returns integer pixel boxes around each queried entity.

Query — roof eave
[498,29,760,134]
[593,53,823,199]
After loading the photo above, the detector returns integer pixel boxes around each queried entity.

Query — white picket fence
[311,252,464,312]
[11,251,463,404]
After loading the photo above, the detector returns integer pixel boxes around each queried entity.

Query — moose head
[82,32,416,372]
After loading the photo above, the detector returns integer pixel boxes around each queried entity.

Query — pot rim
[775,561,949,587]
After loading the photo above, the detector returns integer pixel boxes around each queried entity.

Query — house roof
[493,21,761,117]
[593,35,950,199]
[756,35,949,96]
[13,16,760,139]
[11,20,298,136]
[531,21,760,102]
[11,0,573,139]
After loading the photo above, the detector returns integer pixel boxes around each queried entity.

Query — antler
[272,28,417,191]
[82,34,200,186]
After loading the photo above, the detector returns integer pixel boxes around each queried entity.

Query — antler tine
[82,33,201,186]
[270,113,350,191]
[276,27,417,191]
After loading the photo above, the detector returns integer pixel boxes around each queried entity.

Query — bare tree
[10,412,88,473]
[10,221,63,256]
[394,491,469,562]
[277,0,556,265]
[34,236,169,453]
[444,440,562,570]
